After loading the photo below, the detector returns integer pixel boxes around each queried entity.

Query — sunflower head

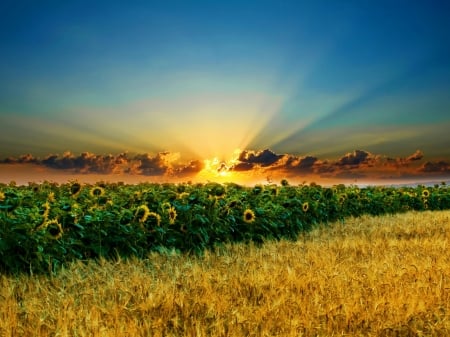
[47,192,56,203]
[252,185,263,195]
[168,206,177,224]
[0,191,5,202]
[141,212,161,231]
[70,182,82,196]
[302,201,309,212]
[323,188,333,199]
[45,219,63,240]
[29,182,39,193]
[133,191,143,201]
[90,186,105,198]
[243,209,256,224]
[210,184,226,197]
[269,186,279,196]
[161,201,172,211]
[135,204,151,223]
[177,192,190,199]
[421,189,430,198]
[228,200,241,209]
[70,202,81,217]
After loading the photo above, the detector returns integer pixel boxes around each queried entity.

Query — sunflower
[135,204,151,223]
[42,201,51,220]
[323,188,333,199]
[252,185,263,195]
[228,200,241,209]
[212,184,226,197]
[90,186,105,198]
[168,206,177,224]
[268,185,279,196]
[35,219,63,239]
[70,203,82,218]
[70,182,82,196]
[302,201,309,212]
[243,209,256,224]
[149,212,161,226]
[133,191,143,201]
[421,189,430,198]
[338,194,347,204]
[161,202,172,211]
[0,191,5,202]
[141,212,161,231]
[46,219,63,239]
[47,192,56,203]
[30,183,39,193]
[177,192,189,199]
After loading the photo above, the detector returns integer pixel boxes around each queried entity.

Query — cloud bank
[1,148,449,184]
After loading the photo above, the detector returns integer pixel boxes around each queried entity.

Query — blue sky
[0,0,449,184]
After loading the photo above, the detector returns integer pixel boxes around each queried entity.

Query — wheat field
[1,210,449,336]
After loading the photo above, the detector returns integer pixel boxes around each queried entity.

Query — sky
[1,0,449,186]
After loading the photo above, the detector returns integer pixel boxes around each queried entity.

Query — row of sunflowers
[1,180,449,274]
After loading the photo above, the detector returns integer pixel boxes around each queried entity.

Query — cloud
[1,154,39,164]
[39,152,131,174]
[0,151,204,178]
[133,153,171,176]
[385,150,424,168]
[0,148,448,184]
[237,149,282,167]
[405,150,424,162]
[335,150,376,167]
[232,162,255,171]
[266,155,319,173]
[174,160,204,177]
[229,148,443,182]
[419,161,450,173]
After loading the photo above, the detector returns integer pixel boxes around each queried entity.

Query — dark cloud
[238,149,282,167]
[315,161,335,174]
[336,150,372,167]
[233,150,318,174]
[40,152,130,174]
[232,162,254,171]
[419,161,450,173]
[175,160,204,177]
[291,156,318,172]
[265,155,319,173]
[133,153,169,176]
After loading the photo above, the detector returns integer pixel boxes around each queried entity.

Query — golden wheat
[1,210,449,336]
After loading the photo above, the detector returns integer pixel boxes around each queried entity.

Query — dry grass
[1,210,450,337]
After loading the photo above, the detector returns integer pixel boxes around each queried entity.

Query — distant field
[1,210,449,336]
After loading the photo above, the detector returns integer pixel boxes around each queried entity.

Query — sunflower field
[0,180,449,274]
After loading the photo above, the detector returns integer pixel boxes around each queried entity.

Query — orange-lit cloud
[1,149,449,186]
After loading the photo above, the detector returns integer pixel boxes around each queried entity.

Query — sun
[196,149,242,183]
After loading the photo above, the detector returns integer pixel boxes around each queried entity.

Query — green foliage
[0,181,449,274]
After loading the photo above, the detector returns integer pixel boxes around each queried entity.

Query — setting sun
[196,150,241,183]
